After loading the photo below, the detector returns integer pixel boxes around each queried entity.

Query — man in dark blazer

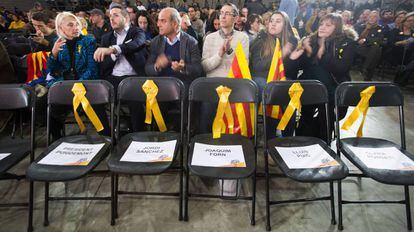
[94,3,147,132]
[94,3,147,87]
[145,7,202,88]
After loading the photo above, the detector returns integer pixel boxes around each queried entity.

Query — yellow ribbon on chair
[71,83,104,133]
[341,86,376,137]
[142,80,167,132]
[212,85,234,139]
[277,83,304,130]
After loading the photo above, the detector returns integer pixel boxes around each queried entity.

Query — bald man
[145,7,202,88]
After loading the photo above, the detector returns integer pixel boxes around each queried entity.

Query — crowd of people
[0,0,413,141]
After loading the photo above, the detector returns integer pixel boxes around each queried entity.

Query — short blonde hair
[55,12,82,39]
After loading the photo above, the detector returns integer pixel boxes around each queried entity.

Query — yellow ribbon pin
[142,80,167,132]
[212,85,234,139]
[277,83,304,130]
[341,86,376,137]
[71,83,104,133]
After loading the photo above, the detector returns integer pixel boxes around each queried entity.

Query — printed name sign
[120,140,177,162]
[275,144,339,169]
[38,142,105,166]
[0,153,11,161]
[348,146,414,170]
[191,143,246,167]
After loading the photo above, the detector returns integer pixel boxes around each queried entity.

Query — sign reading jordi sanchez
[120,140,177,162]
[191,143,246,168]
[38,142,105,166]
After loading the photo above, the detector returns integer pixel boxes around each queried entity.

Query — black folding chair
[26,80,114,231]
[107,77,185,225]
[0,84,35,232]
[184,77,258,225]
[263,80,349,231]
[335,81,414,230]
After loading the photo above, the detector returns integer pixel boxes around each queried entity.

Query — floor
[1,71,414,232]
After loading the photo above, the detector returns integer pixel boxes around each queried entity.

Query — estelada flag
[225,41,255,138]
[264,38,286,119]
[26,51,50,83]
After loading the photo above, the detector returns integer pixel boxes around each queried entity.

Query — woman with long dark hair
[250,11,299,138]
[136,10,158,41]
[290,13,358,141]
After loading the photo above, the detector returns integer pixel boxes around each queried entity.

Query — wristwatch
[109,46,118,56]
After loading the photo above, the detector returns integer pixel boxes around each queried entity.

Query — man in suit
[94,3,147,132]
[145,7,202,89]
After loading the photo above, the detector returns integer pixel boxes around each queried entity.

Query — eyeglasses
[219,11,234,17]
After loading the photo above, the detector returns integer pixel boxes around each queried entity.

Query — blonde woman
[48,11,98,87]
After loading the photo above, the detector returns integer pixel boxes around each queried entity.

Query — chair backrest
[335,82,403,107]
[334,82,405,148]
[48,80,114,105]
[117,77,185,103]
[0,84,35,110]
[189,77,258,103]
[263,80,328,106]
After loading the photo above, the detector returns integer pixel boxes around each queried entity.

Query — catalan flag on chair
[26,51,50,83]
[225,41,255,138]
[264,38,286,119]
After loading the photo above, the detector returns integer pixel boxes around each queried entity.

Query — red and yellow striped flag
[264,38,286,119]
[225,41,255,138]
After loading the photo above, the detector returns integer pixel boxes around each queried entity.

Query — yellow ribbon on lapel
[212,85,234,139]
[277,83,304,130]
[71,83,104,132]
[142,80,167,132]
[341,86,376,137]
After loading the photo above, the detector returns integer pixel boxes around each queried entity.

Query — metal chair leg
[114,174,119,219]
[179,147,184,221]
[330,181,336,225]
[265,152,271,231]
[251,171,256,226]
[44,182,49,227]
[338,180,343,230]
[183,167,189,222]
[27,181,34,232]
[405,185,412,230]
[111,173,115,226]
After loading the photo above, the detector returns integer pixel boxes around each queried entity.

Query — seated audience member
[145,7,202,89]
[234,12,245,31]
[89,8,112,46]
[137,11,158,42]
[250,11,299,138]
[204,11,220,36]
[244,13,262,44]
[341,10,353,27]
[0,15,8,33]
[305,8,327,35]
[94,3,147,132]
[188,6,204,37]
[180,13,198,41]
[355,11,385,81]
[8,13,26,30]
[31,11,57,52]
[79,17,89,35]
[390,11,407,30]
[127,6,138,26]
[378,9,394,28]
[354,9,370,26]
[289,13,357,141]
[47,12,108,139]
[393,12,414,86]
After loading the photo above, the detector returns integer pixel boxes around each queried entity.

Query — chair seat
[341,137,414,185]
[107,131,180,175]
[267,136,349,183]
[0,136,31,174]
[26,135,111,182]
[188,134,255,179]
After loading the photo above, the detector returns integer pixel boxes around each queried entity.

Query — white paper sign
[38,142,105,166]
[0,153,11,160]
[275,144,339,169]
[191,143,246,168]
[348,146,414,170]
[120,140,177,162]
